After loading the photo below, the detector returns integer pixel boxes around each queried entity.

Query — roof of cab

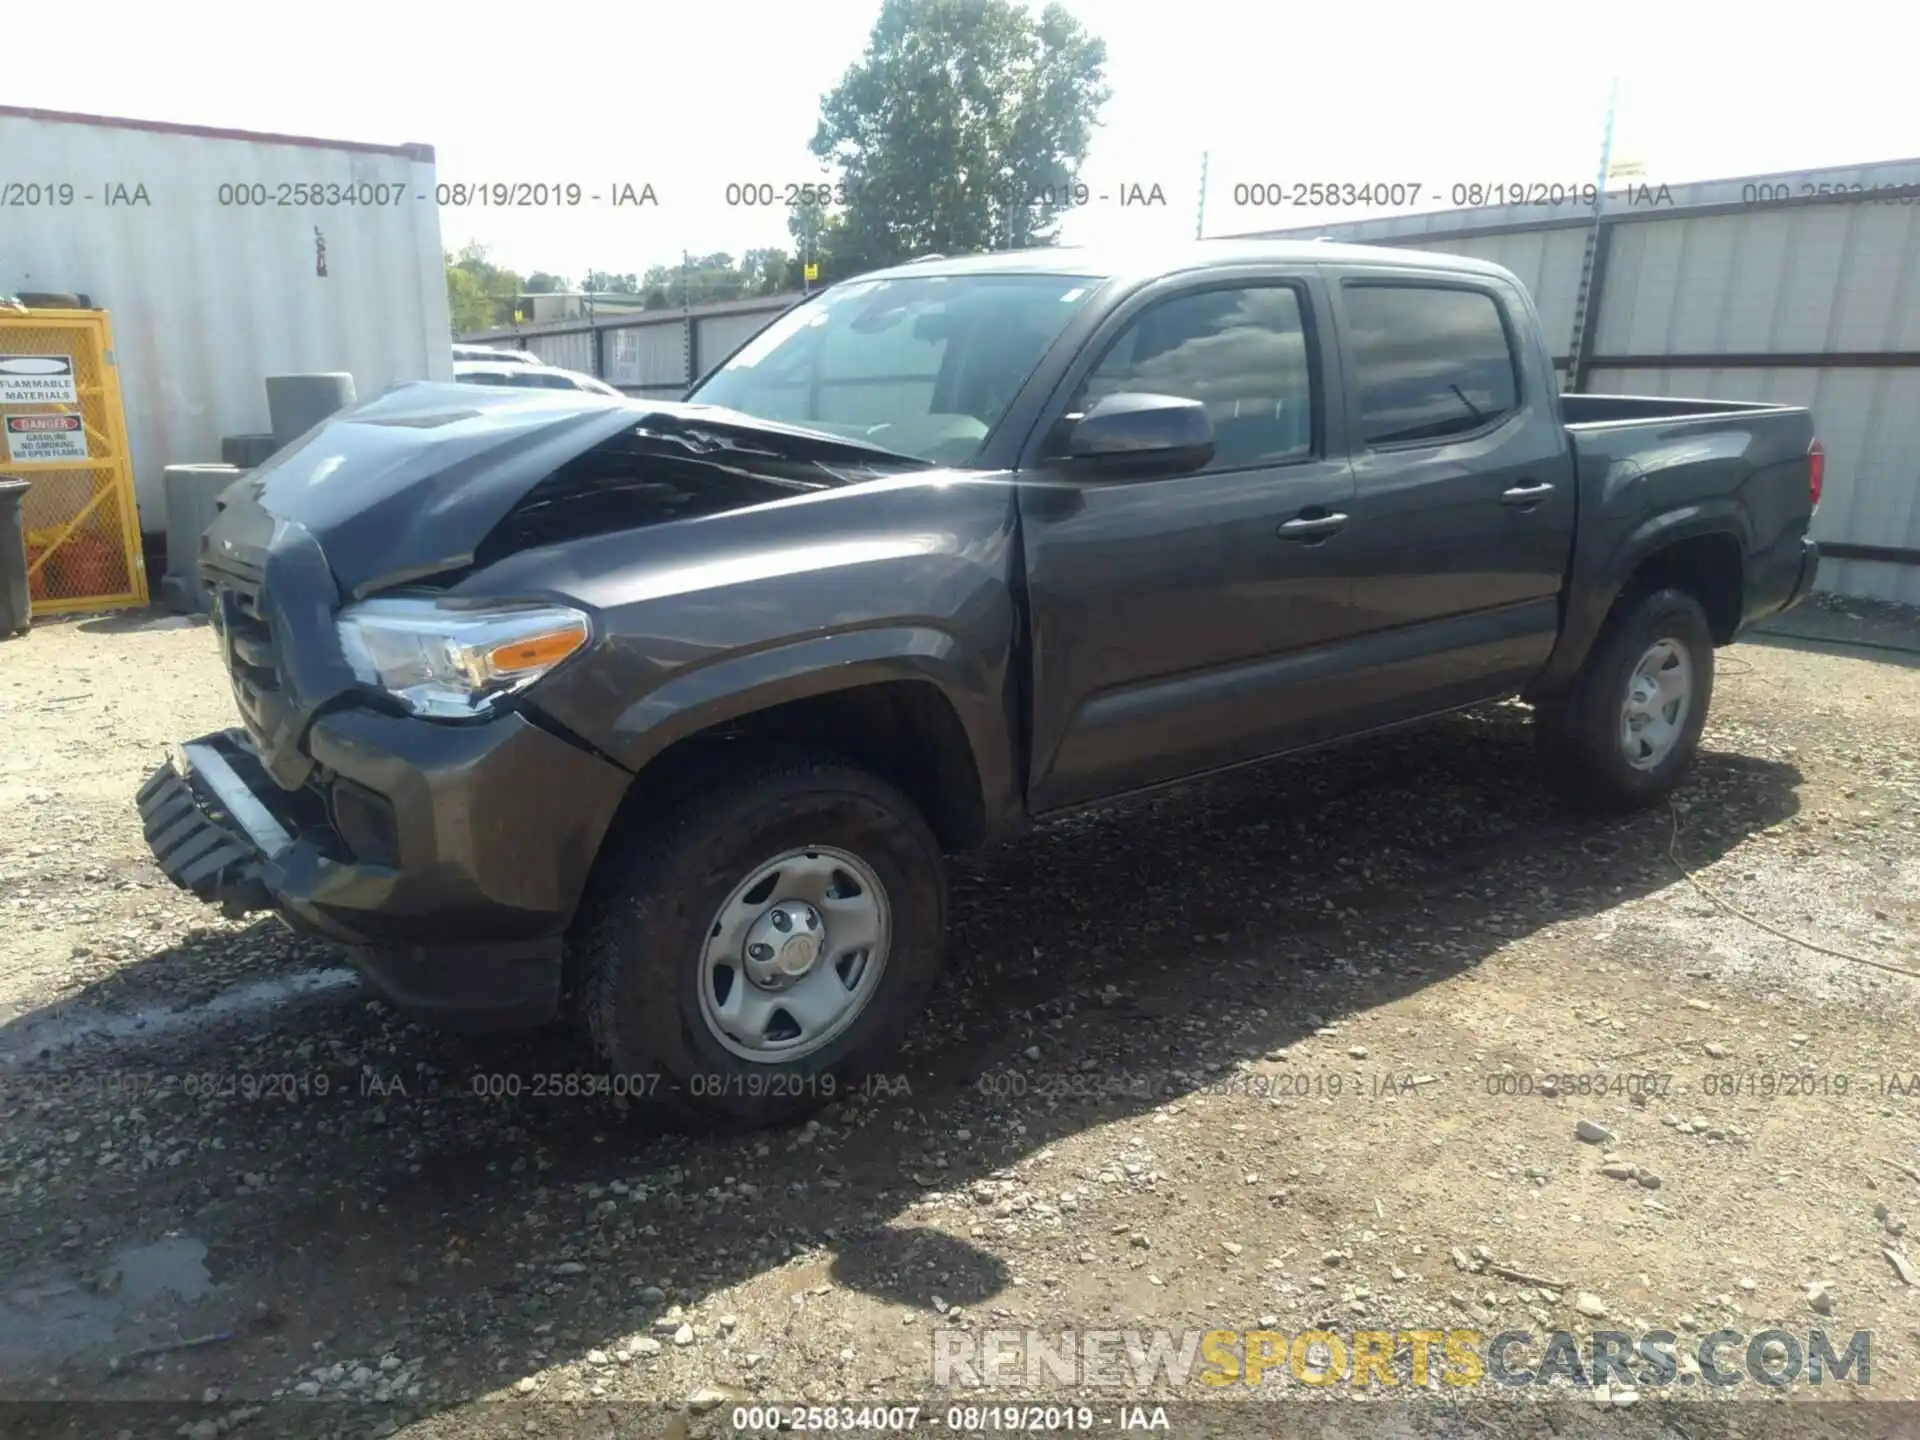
[854,239,1514,285]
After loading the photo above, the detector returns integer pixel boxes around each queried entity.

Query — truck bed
[1558,392,1805,426]
[1526,391,1819,702]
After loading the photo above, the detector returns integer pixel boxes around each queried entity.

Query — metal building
[1230,156,1920,605]
[461,293,798,402]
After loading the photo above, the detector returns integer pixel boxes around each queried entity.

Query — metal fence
[459,293,798,402]
[1234,155,1920,605]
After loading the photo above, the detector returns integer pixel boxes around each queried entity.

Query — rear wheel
[1536,586,1716,812]
[576,751,947,1128]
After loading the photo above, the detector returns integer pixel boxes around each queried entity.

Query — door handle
[1278,511,1349,541]
[1501,480,1555,506]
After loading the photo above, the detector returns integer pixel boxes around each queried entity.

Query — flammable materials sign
[4,412,88,461]
[0,355,80,405]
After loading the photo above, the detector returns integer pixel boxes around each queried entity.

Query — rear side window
[1345,284,1519,446]
[1075,284,1315,469]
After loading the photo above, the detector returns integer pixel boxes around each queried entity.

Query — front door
[1015,273,1360,813]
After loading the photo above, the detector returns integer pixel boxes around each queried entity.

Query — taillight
[1808,437,1825,513]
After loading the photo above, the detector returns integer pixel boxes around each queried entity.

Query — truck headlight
[336,595,591,719]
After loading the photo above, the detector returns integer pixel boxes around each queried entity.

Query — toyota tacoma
[138,241,1823,1125]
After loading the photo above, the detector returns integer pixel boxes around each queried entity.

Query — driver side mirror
[1057,392,1215,477]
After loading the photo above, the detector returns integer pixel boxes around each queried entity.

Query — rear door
[1015,268,1360,812]
[1321,270,1576,726]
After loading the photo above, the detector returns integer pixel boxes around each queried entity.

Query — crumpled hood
[218,381,928,599]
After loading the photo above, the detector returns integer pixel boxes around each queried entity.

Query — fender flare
[1530,502,1750,701]
[605,624,1022,835]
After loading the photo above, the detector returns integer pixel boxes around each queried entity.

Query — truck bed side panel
[1528,408,1815,700]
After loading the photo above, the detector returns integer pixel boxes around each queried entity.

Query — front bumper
[138,708,630,1028]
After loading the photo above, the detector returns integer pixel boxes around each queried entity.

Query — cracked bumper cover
[138,710,630,1028]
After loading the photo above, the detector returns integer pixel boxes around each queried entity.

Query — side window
[1073,285,1315,469]
[1345,284,1520,446]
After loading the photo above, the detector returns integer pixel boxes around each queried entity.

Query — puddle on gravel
[0,1235,218,1368]
[0,968,360,1064]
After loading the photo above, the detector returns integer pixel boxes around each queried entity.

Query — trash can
[0,476,30,638]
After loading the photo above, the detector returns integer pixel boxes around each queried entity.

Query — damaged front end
[138,383,940,1026]
[137,735,291,919]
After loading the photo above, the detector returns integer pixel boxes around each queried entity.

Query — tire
[576,749,947,1129]
[1536,586,1716,813]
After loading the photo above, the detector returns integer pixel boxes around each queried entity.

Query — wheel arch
[1530,514,1748,703]
[600,626,1011,849]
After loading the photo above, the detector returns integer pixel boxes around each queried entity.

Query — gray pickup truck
[139,240,1822,1125]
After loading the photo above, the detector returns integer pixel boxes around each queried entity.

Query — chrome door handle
[1501,481,1555,506]
[1278,511,1349,540]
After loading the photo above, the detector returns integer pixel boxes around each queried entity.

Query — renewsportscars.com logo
[932,1327,1872,1391]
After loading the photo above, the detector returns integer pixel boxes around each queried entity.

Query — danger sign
[0,355,79,405]
[5,412,88,462]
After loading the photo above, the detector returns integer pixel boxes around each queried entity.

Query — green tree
[445,261,494,332]
[523,271,571,293]
[808,0,1109,268]
[787,196,854,286]
[636,253,758,308]
[583,270,640,294]
[739,247,795,295]
[447,242,527,327]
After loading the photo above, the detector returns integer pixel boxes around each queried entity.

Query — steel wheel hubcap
[1620,637,1693,770]
[698,846,890,1063]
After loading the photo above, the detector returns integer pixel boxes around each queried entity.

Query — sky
[9,0,1920,286]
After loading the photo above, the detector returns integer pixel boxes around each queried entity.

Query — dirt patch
[2,610,1918,1439]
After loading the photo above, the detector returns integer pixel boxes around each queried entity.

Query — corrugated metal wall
[694,310,779,382]
[1584,203,1920,602]
[1239,156,1920,604]
[1596,206,1920,355]
[605,321,688,391]
[0,107,451,530]
[523,329,594,374]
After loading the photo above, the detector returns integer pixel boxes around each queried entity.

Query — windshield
[687,273,1099,466]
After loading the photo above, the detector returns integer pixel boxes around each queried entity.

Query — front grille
[204,560,284,752]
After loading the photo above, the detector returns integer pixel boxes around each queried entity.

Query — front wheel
[575,751,948,1128]
[1535,586,1716,812]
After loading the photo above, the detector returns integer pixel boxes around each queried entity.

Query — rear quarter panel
[1530,407,1814,698]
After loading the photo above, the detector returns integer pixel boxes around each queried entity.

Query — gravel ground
[2,606,1919,1440]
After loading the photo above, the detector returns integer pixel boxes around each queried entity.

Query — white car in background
[452,344,542,365]
[452,361,625,396]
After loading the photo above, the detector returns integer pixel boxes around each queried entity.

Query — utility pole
[1195,151,1209,240]
[1566,77,1620,390]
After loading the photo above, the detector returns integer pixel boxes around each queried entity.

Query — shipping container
[0,105,452,534]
